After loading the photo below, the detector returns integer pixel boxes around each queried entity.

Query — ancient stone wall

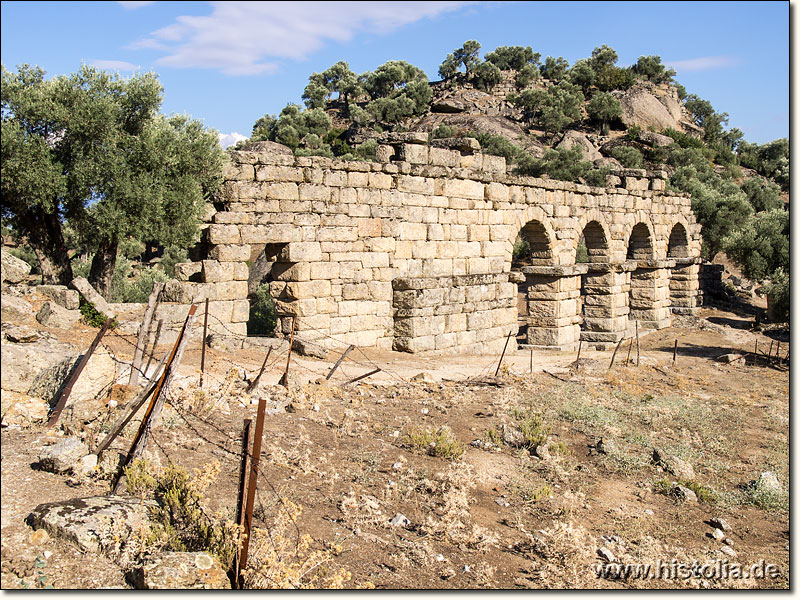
[164,136,701,354]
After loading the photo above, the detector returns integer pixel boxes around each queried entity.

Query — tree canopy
[1,64,224,292]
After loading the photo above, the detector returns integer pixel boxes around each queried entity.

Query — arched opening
[512,220,553,268]
[512,220,553,345]
[247,243,286,337]
[627,223,655,326]
[626,223,653,260]
[668,223,694,313]
[667,223,690,258]
[577,221,611,340]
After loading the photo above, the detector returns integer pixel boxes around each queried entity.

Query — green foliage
[611,146,644,168]
[485,45,540,71]
[575,241,589,263]
[404,426,465,460]
[248,283,277,336]
[740,178,782,213]
[737,138,789,191]
[653,478,717,503]
[626,124,642,141]
[471,61,503,91]
[765,268,789,323]
[540,56,569,81]
[127,460,240,569]
[438,40,481,80]
[8,244,40,274]
[323,128,352,157]
[631,55,676,83]
[158,245,188,278]
[684,94,729,143]
[722,209,788,283]
[79,301,117,329]
[586,91,622,134]
[467,131,525,162]
[118,237,146,261]
[512,235,530,262]
[674,83,688,100]
[567,59,596,94]
[586,45,636,91]
[302,61,362,109]
[511,81,584,136]
[354,139,378,161]
[517,145,607,185]
[510,408,549,452]
[429,124,460,140]
[1,64,224,288]
[363,60,428,99]
[514,63,540,90]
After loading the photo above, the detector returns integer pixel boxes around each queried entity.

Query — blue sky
[0,1,790,147]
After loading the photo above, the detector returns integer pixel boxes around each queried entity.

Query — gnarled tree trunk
[18,207,73,285]
[89,237,118,299]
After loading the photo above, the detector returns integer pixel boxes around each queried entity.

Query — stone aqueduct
[161,135,702,355]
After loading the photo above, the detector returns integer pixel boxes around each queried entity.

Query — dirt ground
[0,300,789,589]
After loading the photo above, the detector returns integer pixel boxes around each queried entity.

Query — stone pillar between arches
[519,265,583,350]
[629,260,673,330]
[580,263,630,345]
[669,259,700,315]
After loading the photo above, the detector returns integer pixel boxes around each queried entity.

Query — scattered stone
[36,301,81,329]
[596,437,615,455]
[652,448,695,481]
[69,276,116,318]
[495,497,510,507]
[597,547,616,563]
[77,454,98,476]
[643,509,654,516]
[440,567,456,579]
[672,484,698,503]
[389,513,410,527]
[1,248,32,284]
[28,496,155,565]
[533,442,551,460]
[391,461,404,471]
[753,471,782,494]
[206,334,245,352]
[38,438,89,473]
[716,353,744,364]
[292,338,328,359]
[723,537,734,547]
[639,131,675,147]
[29,529,50,546]
[1,294,33,321]
[37,285,80,310]
[462,565,471,573]
[1,393,49,427]
[411,371,436,384]
[709,528,725,541]
[501,423,525,448]
[3,324,41,344]
[709,517,732,532]
[719,545,737,558]
[133,552,231,589]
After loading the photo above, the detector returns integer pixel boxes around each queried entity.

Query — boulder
[36,301,81,329]
[133,552,231,589]
[292,338,328,359]
[37,284,80,310]
[1,294,33,322]
[3,324,40,343]
[614,86,682,133]
[672,484,698,503]
[639,131,674,147]
[556,130,602,161]
[501,423,525,448]
[411,371,437,384]
[28,496,155,565]
[2,335,118,408]
[38,438,89,473]
[753,470,782,494]
[652,447,695,481]
[70,277,116,318]
[238,140,292,155]
[1,391,49,427]
[1,248,31,284]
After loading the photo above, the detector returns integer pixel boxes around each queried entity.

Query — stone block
[279,242,322,262]
[174,262,202,282]
[443,178,485,200]
[201,260,235,283]
[397,143,428,165]
[37,285,80,310]
[208,224,241,245]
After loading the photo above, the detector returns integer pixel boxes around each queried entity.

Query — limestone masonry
[162,135,701,355]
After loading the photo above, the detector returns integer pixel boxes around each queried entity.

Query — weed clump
[510,408,549,451]
[405,426,465,460]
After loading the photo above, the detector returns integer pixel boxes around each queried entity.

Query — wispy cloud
[118,1,156,9]
[88,59,141,71]
[128,1,474,76]
[218,131,247,148]
[664,55,740,72]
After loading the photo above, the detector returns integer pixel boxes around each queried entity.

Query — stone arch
[510,209,556,269]
[667,222,690,258]
[626,222,655,260]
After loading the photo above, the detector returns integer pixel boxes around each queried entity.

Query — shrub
[79,301,117,329]
[467,130,524,162]
[626,124,642,141]
[611,146,644,169]
[405,426,465,460]
[248,283,277,336]
[124,459,240,569]
[353,139,377,161]
[510,408,549,451]
[429,124,460,140]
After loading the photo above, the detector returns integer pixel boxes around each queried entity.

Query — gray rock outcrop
[1,294,33,322]
[652,447,695,481]
[38,438,90,473]
[1,248,31,284]
[36,301,81,329]
[556,130,602,161]
[133,552,231,589]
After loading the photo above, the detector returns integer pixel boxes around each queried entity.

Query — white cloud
[664,56,740,72]
[88,59,141,72]
[218,131,247,148]
[129,1,474,76]
[118,1,156,8]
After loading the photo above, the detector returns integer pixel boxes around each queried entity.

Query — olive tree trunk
[89,238,119,299]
